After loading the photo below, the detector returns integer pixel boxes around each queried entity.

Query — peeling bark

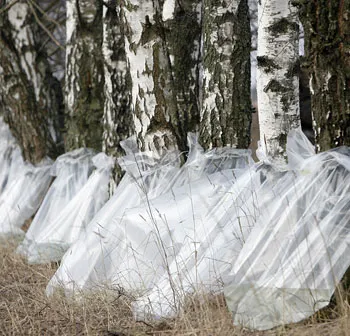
[298,0,350,150]
[65,0,104,151]
[257,0,300,163]
[0,0,63,163]
[200,0,252,149]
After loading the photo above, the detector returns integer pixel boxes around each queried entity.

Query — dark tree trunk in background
[0,0,63,164]
[102,2,133,183]
[200,0,252,149]
[102,4,133,158]
[162,0,202,151]
[298,0,350,151]
[65,0,105,151]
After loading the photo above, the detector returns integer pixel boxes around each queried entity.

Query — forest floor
[1,239,349,336]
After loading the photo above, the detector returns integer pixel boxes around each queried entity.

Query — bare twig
[26,0,65,50]
[0,0,19,15]
[27,0,64,28]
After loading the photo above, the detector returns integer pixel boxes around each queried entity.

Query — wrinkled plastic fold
[46,137,183,295]
[17,148,96,261]
[0,118,53,237]
[224,145,350,330]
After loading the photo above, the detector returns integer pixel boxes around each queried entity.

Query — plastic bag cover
[0,157,53,237]
[133,164,279,320]
[224,132,350,330]
[47,135,253,300]
[17,148,96,258]
[224,149,350,329]
[46,138,183,295]
[0,118,53,237]
[17,153,114,263]
[45,128,350,332]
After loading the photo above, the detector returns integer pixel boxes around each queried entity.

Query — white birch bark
[102,2,133,187]
[121,0,201,154]
[121,0,177,154]
[257,0,300,164]
[162,0,202,148]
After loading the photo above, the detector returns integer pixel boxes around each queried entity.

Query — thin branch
[0,0,19,15]
[27,0,64,28]
[26,0,65,50]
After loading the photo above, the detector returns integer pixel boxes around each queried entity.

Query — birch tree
[65,0,104,151]
[297,0,350,150]
[200,0,252,149]
[257,0,300,163]
[120,0,201,154]
[0,0,63,163]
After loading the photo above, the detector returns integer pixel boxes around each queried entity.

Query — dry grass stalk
[0,239,349,336]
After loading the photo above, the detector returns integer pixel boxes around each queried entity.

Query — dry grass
[0,239,349,336]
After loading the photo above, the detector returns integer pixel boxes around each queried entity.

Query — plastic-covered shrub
[17,153,114,263]
[17,148,96,259]
[46,136,182,295]
[46,134,254,298]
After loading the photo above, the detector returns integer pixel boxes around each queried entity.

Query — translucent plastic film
[47,137,182,295]
[224,134,350,330]
[18,153,114,263]
[0,158,53,237]
[47,135,254,302]
[133,164,278,320]
[18,148,96,258]
[0,118,53,237]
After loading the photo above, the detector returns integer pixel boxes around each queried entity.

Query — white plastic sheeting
[47,135,253,295]
[0,158,53,238]
[17,153,114,263]
[17,148,96,260]
[224,145,350,329]
[42,128,350,331]
[46,137,182,295]
[133,164,278,319]
[0,118,53,237]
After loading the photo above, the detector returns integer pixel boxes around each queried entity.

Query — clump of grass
[1,239,349,336]
[0,239,140,335]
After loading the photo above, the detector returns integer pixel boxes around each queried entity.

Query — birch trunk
[121,0,201,154]
[0,0,63,163]
[257,0,300,163]
[298,0,350,150]
[65,0,104,151]
[200,0,252,149]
